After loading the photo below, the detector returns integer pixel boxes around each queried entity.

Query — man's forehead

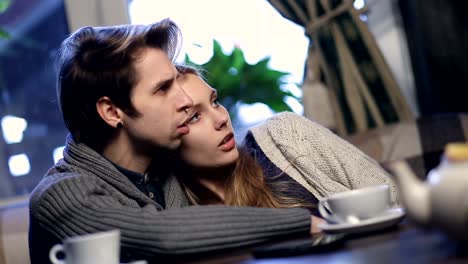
[157,68,177,80]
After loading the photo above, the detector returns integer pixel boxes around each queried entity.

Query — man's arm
[29,175,311,260]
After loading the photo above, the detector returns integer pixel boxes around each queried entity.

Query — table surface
[187,219,468,264]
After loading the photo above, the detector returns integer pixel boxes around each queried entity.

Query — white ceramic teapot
[387,143,468,240]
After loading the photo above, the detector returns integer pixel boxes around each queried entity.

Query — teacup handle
[318,200,335,223]
[49,244,66,264]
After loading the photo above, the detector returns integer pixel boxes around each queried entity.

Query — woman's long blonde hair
[177,147,312,209]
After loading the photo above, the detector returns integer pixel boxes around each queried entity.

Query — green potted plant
[185,39,299,123]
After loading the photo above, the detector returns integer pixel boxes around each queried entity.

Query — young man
[28,19,318,263]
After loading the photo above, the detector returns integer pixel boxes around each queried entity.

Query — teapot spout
[386,161,431,226]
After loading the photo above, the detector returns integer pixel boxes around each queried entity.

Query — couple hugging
[28,18,399,263]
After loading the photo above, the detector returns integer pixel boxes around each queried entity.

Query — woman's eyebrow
[198,90,216,107]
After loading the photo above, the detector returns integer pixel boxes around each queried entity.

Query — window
[0,0,69,198]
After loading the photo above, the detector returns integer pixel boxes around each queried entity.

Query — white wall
[64,0,130,32]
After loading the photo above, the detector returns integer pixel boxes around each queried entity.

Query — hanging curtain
[267,0,413,135]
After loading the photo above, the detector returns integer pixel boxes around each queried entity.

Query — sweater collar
[63,134,157,206]
[62,134,189,208]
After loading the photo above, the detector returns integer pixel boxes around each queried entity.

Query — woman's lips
[219,133,235,151]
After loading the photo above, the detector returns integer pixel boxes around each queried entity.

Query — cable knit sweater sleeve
[249,112,399,206]
[28,136,311,263]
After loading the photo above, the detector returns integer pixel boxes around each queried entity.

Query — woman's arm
[250,112,399,206]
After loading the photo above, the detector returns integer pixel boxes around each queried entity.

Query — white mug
[318,185,390,224]
[49,229,121,264]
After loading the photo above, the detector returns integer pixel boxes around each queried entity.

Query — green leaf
[185,39,297,115]
[0,28,10,39]
[231,47,245,71]
[184,54,192,63]
[0,0,10,13]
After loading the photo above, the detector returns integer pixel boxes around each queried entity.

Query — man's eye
[159,83,170,91]
[188,113,201,124]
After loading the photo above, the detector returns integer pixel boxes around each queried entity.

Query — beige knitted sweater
[249,112,399,206]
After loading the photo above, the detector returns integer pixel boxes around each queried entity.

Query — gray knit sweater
[249,112,400,206]
[28,135,311,263]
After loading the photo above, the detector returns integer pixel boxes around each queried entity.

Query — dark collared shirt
[112,163,166,208]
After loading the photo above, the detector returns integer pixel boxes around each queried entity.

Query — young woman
[174,66,399,215]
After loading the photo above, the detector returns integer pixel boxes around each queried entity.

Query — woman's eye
[188,113,201,124]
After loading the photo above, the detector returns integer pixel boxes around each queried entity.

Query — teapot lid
[445,143,468,162]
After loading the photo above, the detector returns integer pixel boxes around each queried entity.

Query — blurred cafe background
[0,0,467,202]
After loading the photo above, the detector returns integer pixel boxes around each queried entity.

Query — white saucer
[318,207,406,234]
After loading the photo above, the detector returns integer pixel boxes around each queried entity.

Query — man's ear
[96,96,123,128]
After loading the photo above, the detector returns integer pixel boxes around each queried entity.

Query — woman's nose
[214,111,229,130]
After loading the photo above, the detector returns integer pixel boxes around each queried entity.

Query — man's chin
[166,138,182,150]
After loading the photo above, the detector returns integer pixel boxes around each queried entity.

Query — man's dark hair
[56,18,181,151]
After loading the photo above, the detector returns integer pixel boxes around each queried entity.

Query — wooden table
[188,220,468,264]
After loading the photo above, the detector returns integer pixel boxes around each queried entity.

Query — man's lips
[180,111,194,126]
[176,125,189,135]
[176,113,193,135]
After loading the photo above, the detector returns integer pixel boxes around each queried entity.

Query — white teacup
[318,185,390,224]
[49,229,121,264]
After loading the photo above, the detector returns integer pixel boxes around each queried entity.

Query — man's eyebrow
[152,78,169,90]
[152,73,177,91]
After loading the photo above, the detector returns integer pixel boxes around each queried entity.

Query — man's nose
[175,85,194,112]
